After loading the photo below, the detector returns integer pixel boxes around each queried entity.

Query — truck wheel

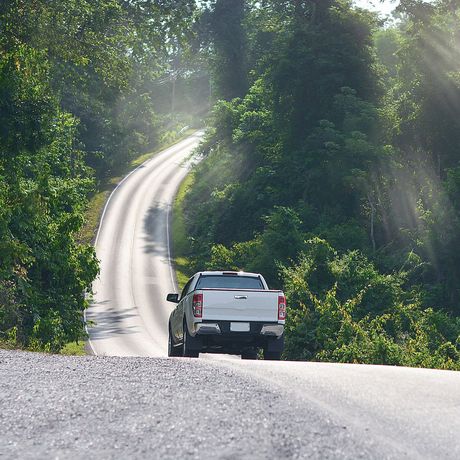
[168,323,182,357]
[183,320,199,358]
[241,350,258,360]
[263,350,281,361]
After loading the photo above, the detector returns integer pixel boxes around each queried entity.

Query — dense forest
[182,0,460,369]
[0,0,202,351]
[2,0,460,368]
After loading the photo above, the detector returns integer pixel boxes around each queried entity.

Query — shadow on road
[88,304,140,340]
[142,202,169,261]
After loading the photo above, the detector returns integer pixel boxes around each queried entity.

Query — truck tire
[168,323,182,357]
[241,350,258,360]
[183,320,199,358]
[263,350,281,360]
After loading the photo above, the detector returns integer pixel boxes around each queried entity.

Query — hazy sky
[354,0,399,16]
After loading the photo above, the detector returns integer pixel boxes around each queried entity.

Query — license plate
[230,322,250,332]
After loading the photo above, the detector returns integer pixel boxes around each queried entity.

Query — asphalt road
[86,132,203,357]
[3,133,459,459]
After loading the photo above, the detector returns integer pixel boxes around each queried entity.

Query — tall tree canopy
[182,0,460,368]
[200,0,249,101]
[0,0,197,350]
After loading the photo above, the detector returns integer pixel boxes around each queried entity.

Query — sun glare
[353,0,399,16]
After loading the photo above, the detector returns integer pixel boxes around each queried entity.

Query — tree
[204,0,249,101]
[183,0,460,367]
[0,44,98,350]
[0,0,198,350]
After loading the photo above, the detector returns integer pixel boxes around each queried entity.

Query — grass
[0,339,15,350]
[0,339,86,355]
[172,172,196,291]
[60,341,86,356]
[78,182,116,245]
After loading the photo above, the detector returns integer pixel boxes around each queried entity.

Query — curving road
[87,132,203,357]
[78,132,460,458]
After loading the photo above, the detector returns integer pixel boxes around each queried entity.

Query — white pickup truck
[166,271,285,359]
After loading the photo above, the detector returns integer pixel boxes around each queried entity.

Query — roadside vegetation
[172,173,197,291]
[0,1,204,352]
[60,341,86,356]
[180,0,460,370]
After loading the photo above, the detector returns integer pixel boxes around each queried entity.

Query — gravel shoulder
[1,350,392,460]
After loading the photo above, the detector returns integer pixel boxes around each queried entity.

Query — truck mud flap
[266,334,284,352]
[187,333,203,351]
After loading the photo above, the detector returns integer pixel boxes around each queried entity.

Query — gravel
[0,350,383,459]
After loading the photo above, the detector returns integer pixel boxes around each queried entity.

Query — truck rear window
[196,275,264,290]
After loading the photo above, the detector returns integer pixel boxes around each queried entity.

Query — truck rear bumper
[194,321,283,337]
[190,321,284,354]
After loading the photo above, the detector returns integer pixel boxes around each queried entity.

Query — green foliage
[1,0,198,179]
[0,43,98,351]
[186,2,384,269]
[282,239,460,370]
[173,172,196,290]
[202,0,249,101]
[0,1,198,351]
[375,0,460,312]
[182,0,460,369]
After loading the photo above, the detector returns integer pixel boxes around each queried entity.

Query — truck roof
[197,271,261,278]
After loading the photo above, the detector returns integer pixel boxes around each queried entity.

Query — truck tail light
[278,295,286,321]
[192,293,203,318]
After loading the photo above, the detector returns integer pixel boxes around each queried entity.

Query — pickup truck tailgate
[202,289,279,322]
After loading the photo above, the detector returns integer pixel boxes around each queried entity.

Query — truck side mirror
[167,293,179,303]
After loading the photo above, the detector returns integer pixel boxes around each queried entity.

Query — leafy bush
[282,239,460,370]
[0,45,98,352]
